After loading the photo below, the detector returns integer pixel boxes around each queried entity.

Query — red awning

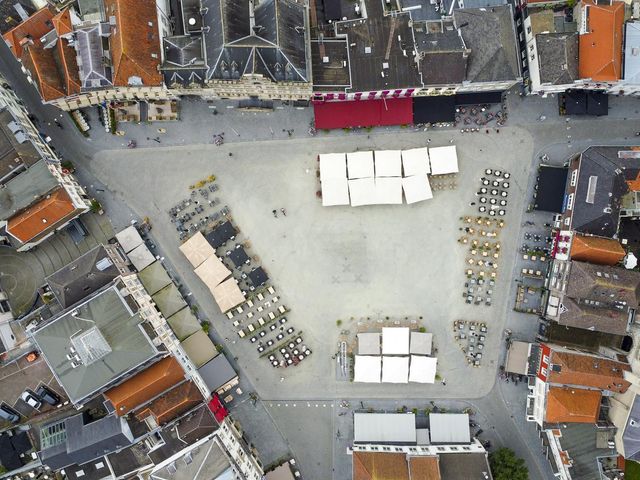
[207,394,229,423]
[314,98,413,129]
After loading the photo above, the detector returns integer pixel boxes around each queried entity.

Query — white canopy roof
[321,178,350,207]
[374,150,402,177]
[128,243,155,271]
[382,327,410,355]
[354,413,416,444]
[194,254,231,291]
[402,147,430,176]
[347,151,375,179]
[402,175,433,204]
[409,355,437,383]
[179,231,216,268]
[212,277,245,313]
[429,145,459,175]
[410,332,433,355]
[319,153,347,182]
[116,226,144,254]
[382,356,409,383]
[358,333,381,355]
[429,413,470,444]
[349,178,377,207]
[354,355,381,383]
[375,177,403,205]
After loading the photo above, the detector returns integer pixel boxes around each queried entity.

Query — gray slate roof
[40,413,133,470]
[624,22,640,84]
[571,146,640,237]
[197,353,237,393]
[46,245,121,309]
[558,424,613,480]
[32,284,160,405]
[415,25,468,85]
[566,261,640,307]
[453,6,520,83]
[537,33,579,85]
[74,23,113,90]
[439,452,493,479]
[558,296,630,335]
[0,160,59,221]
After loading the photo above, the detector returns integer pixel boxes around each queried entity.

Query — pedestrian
[470,202,476,206]
[280,208,287,216]
[272,209,278,218]
[427,138,431,144]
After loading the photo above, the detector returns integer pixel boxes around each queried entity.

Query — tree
[489,448,529,480]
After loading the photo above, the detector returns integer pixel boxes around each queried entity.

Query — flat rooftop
[32,283,161,405]
[0,159,59,221]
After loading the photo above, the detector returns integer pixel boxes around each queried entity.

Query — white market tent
[194,254,231,291]
[429,145,459,175]
[348,178,377,207]
[429,413,471,444]
[321,178,350,206]
[402,147,430,176]
[382,356,409,383]
[354,355,381,383]
[402,175,433,204]
[128,243,155,271]
[180,231,216,268]
[319,153,347,182]
[357,333,381,355]
[382,327,410,355]
[354,413,416,444]
[410,332,433,355]
[374,150,402,177]
[375,177,403,205]
[212,277,245,313]
[409,355,437,383]
[116,226,144,254]
[347,151,375,179]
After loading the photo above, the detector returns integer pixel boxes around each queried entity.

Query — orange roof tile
[104,356,185,416]
[353,452,409,480]
[570,235,626,265]
[57,38,81,96]
[545,387,601,423]
[578,0,624,81]
[7,187,79,243]
[3,7,55,59]
[51,8,73,37]
[103,0,162,86]
[353,452,441,480]
[135,380,202,425]
[4,7,80,102]
[547,349,630,393]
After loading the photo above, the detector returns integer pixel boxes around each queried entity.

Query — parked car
[0,404,21,424]
[35,385,60,406]
[20,390,41,409]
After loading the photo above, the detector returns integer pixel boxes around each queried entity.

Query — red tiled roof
[3,7,54,59]
[103,0,162,86]
[545,387,601,423]
[578,0,624,81]
[570,235,625,266]
[547,349,630,393]
[104,357,185,416]
[7,187,79,243]
[136,380,202,425]
[51,8,73,37]
[4,7,81,101]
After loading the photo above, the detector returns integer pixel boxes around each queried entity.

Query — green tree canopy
[489,448,529,480]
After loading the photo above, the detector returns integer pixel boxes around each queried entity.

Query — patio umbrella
[624,253,638,270]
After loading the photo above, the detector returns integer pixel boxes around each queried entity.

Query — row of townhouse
[0,228,264,479]
[0,75,91,251]
[502,145,640,478]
